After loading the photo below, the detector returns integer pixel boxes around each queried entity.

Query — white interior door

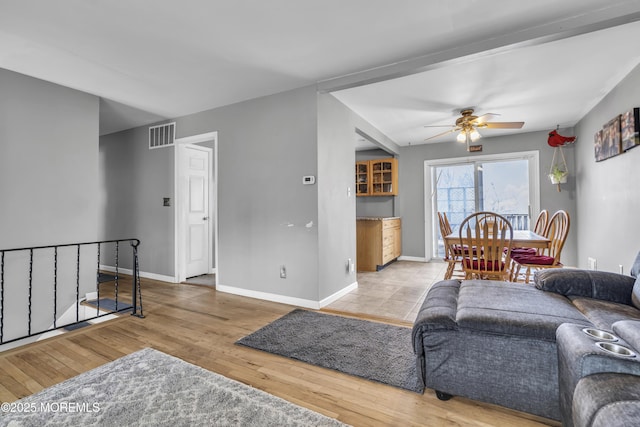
[179,144,210,278]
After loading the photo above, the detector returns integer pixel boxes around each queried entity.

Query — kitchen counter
[356,216,401,221]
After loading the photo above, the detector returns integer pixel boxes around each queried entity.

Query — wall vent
[149,122,176,149]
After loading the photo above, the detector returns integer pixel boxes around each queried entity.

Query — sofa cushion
[633,275,640,310]
[570,297,640,331]
[613,320,640,351]
[535,269,635,305]
[454,280,590,340]
[572,373,640,427]
[630,251,640,278]
[512,254,556,265]
[627,250,640,309]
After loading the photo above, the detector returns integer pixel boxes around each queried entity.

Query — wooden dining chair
[510,209,549,257]
[438,212,463,279]
[510,210,570,283]
[459,211,513,281]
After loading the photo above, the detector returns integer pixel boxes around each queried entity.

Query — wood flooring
[0,268,558,426]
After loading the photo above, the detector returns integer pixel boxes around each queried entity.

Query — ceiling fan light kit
[424,108,524,151]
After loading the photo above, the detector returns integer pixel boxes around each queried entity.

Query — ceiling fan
[424,108,524,150]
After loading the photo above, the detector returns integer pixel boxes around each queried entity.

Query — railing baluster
[1,251,4,344]
[96,243,101,315]
[76,245,81,323]
[114,241,119,309]
[53,247,58,329]
[130,240,143,318]
[28,249,33,336]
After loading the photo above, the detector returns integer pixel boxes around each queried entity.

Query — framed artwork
[596,116,621,161]
[594,129,604,161]
[621,107,640,151]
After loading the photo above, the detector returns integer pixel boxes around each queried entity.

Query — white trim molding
[173,131,219,283]
[398,255,427,263]
[216,281,358,310]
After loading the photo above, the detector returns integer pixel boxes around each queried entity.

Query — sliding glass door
[427,151,539,259]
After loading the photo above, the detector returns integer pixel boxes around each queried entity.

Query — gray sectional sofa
[412,253,640,425]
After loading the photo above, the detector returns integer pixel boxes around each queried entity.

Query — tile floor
[183,260,448,323]
[325,260,447,323]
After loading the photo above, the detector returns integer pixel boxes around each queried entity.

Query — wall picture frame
[595,115,621,161]
[594,129,604,161]
[621,107,640,151]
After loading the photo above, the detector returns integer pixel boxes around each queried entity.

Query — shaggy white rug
[0,348,347,426]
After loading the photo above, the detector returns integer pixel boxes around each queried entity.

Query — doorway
[425,150,540,261]
[174,132,218,283]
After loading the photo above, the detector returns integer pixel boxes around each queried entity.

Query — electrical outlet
[619,264,624,275]
[588,257,597,271]
[345,258,352,273]
[280,265,286,279]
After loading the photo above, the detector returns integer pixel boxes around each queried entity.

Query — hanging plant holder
[548,145,568,191]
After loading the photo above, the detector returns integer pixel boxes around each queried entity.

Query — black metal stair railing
[0,238,144,346]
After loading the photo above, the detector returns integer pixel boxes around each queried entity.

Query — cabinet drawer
[382,218,400,229]
[382,246,395,264]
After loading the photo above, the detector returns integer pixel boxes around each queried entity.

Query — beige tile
[326,260,439,322]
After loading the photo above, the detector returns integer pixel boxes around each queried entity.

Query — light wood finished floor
[0,265,558,426]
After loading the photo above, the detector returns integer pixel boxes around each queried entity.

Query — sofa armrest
[534,269,635,306]
[412,279,461,353]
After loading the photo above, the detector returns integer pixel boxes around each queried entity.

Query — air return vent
[149,122,176,149]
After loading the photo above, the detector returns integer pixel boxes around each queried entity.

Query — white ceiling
[2,0,640,143]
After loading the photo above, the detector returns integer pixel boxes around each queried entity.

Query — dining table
[444,229,550,250]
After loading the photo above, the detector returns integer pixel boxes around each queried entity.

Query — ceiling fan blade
[483,121,524,129]
[472,113,500,124]
[424,128,457,141]
[424,125,456,128]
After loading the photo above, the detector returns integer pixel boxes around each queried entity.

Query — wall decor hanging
[621,107,640,152]
[595,114,622,161]
[547,128,575,192]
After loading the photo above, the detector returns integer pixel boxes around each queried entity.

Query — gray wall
[179,86,320,300]
[396,129,579,267]
[100,86,326,300]
[99,89,398,303]
[0,68,100,340]
[574,62,640,273]
[317,93,358,298]
[99,126,174,274]
[0,68,99,247]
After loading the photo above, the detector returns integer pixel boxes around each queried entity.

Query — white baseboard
[216,281,357,310]
[398,255,427,262]
[319,281,357,307]
[216,284,321,309]
[100,265,176,283]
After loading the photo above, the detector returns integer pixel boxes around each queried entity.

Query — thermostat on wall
[303,175,316,185]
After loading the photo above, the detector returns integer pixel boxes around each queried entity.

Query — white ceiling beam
[318,6,640,93]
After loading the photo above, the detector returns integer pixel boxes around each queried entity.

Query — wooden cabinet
[355,161,370,195]
[356,217,402,271]
[355,158,398,196]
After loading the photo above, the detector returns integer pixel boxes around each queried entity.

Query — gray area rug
[236,309,423,393]
[0,348,347,427]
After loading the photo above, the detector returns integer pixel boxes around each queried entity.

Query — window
[425,151,540,260]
